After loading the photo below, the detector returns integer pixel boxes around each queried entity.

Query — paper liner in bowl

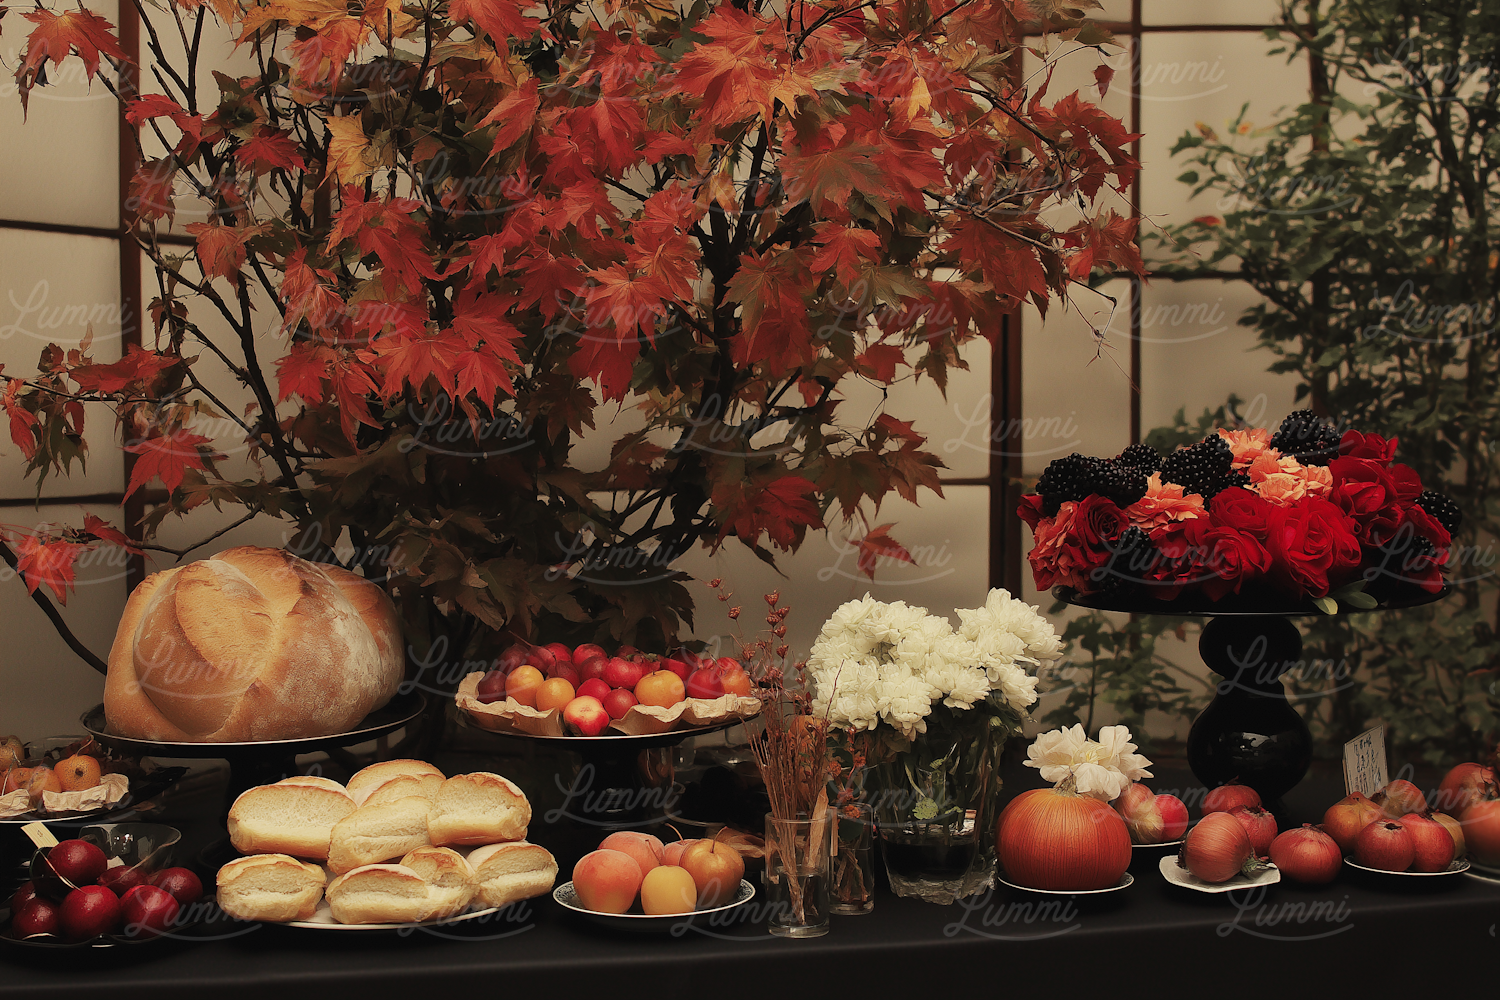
[0,773,128,819]
[455,672,760,737]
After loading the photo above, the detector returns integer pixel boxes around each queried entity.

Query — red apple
[1202,783,1261,816]
[149,867,203,905]
[498,644,528,673]
[602,688,638,720]
[1435,762,1496,817]
[543,642,574,665]
[578,656,609,683]
[686,668,726,700]
[12,898,62,938]
[660,657,691,681]
[1401,814,1455,872]
[1354,820,1414,872]
[46,839,109,889]
[98,865,148,895]
[573,643,607,665]
[1156,794,1189,841]
[577,677,611,701]
[549,663,580,688]
[1373,778,1427,818]
[120,885,179,939]
[715,656,740,673]
[60,885,121,940]
[562,696,610,736]
[476,669,508,704]
[1322,792,1383,853]
[1228,805,1278,858]
[603,657,647,690]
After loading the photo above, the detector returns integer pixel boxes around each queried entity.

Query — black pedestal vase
[1185,615,1312,824]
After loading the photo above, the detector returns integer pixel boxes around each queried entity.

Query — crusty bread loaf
[347,760,445,805]
[103,546,403,742]
[227,779,356,860]
[400,846,475,919]
[363,773,443,808]
[428,772,531,846]
[216,854,326,922]
[327,796,432,874]
[466,841,557,907]
[275,775,350,794]
[326,864,431,924]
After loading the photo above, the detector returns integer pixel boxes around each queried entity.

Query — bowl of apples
[552,831,755,933]
[3,823,205,948]
[457,643,762,740]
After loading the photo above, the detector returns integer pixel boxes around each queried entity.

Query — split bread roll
[326,864,432,924]
[400,846,476,919]
[364,773,443,807]
[327,796,432,874]
[348,759,445,805]
[216,854,327,922]
[428,772,531,846]
[467,841,558,908]
[228,779,356,860]
[104,546,404,742]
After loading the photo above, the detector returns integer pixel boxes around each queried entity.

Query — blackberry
[1035,453,1148,516]
[1269,410,1342,464]
[1089,526,1153,595]
[1158,436,1233,499]
[1115,443,1161,473]
[1417,490,1462,534]
[1201,470,1252,507]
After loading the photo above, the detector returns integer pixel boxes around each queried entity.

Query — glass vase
[763,810,832,938]
[829,802,874,915]
[868,716,1006,904]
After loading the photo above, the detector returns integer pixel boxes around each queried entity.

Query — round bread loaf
[103,546,404,742]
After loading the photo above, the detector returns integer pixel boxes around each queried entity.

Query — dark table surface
[2,720,1497,998]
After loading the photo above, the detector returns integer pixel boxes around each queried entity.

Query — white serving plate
[1160,855,1281,893]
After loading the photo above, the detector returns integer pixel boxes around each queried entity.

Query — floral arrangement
[807,589,1064,741]
[1019,411,1461,609]
[1024,724,1153,800]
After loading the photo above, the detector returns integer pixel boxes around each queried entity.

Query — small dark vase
[1186,616,1313,817]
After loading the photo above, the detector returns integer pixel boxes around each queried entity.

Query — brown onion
[1268,825,1341,884]
[1179,812,1264,883]
[997,788,1132,891]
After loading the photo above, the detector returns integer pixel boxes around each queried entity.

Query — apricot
[26,766,62,805]
[56,754,102,792]
[634,670,685,708]
[534,677,576,712]
[599,831,664,876]
[572,850,644,914]
[505,665,545,707]
[640,865,697,915]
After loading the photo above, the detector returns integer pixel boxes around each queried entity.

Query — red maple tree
[0,1,1141,677]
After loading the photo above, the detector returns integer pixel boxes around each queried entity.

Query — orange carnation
[1248,452,1333,505]
[1123,473,1207,535]
[1217,427,1278,469]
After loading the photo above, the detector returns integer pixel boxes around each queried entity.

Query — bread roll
[363,773,443,808]
[327,796,432,874]
[466,841,558,907]
[326,864,431,924]
[228,779,356,860]
[347,759,445,805]
[216,854,326,922]
[275,775,350,794]
[428,772,531,846]
[400,846,475,919]
[103,546,404,742]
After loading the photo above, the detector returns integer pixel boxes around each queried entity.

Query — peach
[562,696,610,736]
[505,665,545,707]
[25,766,62,805]
[534,677,576,712]
[634,670,685,708]
[599,831,664,875]
[572,850,644,914]
[718,665,752,697]
[640,865,697,915]
[663,839,701,866]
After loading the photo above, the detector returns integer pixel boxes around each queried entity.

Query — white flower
[1023,725,1154,800]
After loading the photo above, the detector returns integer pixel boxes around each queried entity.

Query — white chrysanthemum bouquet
[808,588,1063,740]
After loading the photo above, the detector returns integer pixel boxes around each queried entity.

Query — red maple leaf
[70,346,180,394]
[449,0,540,46]
[280,248,344,334]
[856,344,907,383]
[127,159,178,223]
[2,376,40,460]
[1064,211,1143,281]
[124,430,219,498]
[14,8,130,115]
[276,342,333,404]
[567,335,637,403]
[328,188,442,298]
[370,330,464,400]
[726,248,815,375]
[236,126,305,174]
[83,513,140,553]
[14,534,83,604]
[475,78,539,160]
[585,266,669,344]
[942,217,1051,313]
[514,253,587,320]
[715,474,825,551]
[854,523,915,579]
[186,222,266,281]
[667,8,778,127]
[125,93,204,149]
[810,223,883,287]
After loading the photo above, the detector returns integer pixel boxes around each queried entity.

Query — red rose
[1199,525,1273,602]
[1141,519,1210,600]
[1264,497,1363,598]
[1208,487,1272,537]
[1339,429,1398,464]
[1364,502,1451,593]
[1329,457,1404,546]
[1017,493,1045,530]
[1064,495,1128,589]
[1387,463,1423,504]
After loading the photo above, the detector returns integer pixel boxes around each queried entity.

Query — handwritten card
[1342,724,1388,797]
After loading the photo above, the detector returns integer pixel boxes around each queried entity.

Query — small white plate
[1160,855,1281,893]
[1343,858,1470,878]
[996,872,1133,895]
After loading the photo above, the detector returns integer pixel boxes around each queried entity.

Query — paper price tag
[22,821,58,848]
[1342,724,1388,797]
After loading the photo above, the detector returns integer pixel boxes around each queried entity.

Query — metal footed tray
[1056,583,1451,618]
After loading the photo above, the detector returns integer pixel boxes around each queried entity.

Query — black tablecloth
[3,731,1497,998]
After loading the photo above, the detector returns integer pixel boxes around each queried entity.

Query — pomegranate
[1354,820,1414,871]
[997,787,1132,891]
[1431,812,1466,859]
[1434,762,1496,817]
[1322,792,1383,853]
[1269,825,1342,884]
[1202,783,1261,816]
[1460,799,1500,866]
[120,885,179,939]
[1401,814,1455,872]
[1372,778,1427,818]
[1228,805,1278,857]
